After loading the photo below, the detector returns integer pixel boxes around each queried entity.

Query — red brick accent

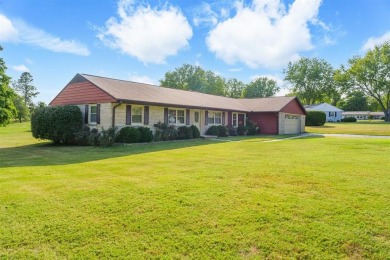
[248,112,279,135]
[50,82,116,106]
[281,98,306,115]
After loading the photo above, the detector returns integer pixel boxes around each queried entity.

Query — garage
[284,114,301,134]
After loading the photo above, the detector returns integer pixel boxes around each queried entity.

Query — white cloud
[0,14,18,41]
[206,0,322,68]
[193,3,219,27]
[362,32,390,51]
[98,0,193,64]
[228,67,242,72]
[12,64,30,72]
[128,73,156,85]
[0,14,90,56]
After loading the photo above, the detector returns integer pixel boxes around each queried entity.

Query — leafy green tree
[284,57,339,105]
[242,77,279,98]
[160,64,227,96]
[337,91,368,111]
[12,72,39,108]
[13,94,30,122]
[0,45,16,126]
[340,41,390,121]
[226,78,245,98]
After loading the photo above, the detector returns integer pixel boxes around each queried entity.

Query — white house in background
[342,111,385,120]
[304,103,343,122]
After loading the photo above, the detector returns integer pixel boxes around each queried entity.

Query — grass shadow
[0,139,217,168]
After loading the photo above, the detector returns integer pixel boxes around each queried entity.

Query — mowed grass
[306,120,390,136]
[1,123,390,258]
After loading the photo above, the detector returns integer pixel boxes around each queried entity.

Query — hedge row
[341,117,357,122]
[153,122,200,141]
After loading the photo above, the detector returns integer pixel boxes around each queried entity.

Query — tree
[226,78,245,98]
[12,72,39,107]
[160,64,227,96]
[0,45,16,127]
[13,94,30,122]
[242,77,279,98]
[341,41,390,121]
[337,91,368,111]
[284,57,339,105]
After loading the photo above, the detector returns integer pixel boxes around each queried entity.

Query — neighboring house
[50,74,307,135]
[304,103,343,122]
[342,111,384,120]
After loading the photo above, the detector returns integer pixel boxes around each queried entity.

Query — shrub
[246,119,259,135]
[217,125,229,137]
[206,125,219,136]
[237,125,248,135]
[88,128,100,146]
[190,125,200,138]
[305,111,326,126]
[206,125,229,137]
[177,126,193,139]
[99,127,117,146]
[154,122,178,141]
[74,126,91,146]
[138,127,153,142]
[381,116,385,120]
[116,126,141,143]
[31,105,82,144]
[228,127,238,136]
[341,117,357,122]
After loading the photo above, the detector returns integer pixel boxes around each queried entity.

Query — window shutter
[186,109,190,125]
[84,105,89,124]
[222,112,225,125]
[126,105,132,125]
[96,104,101,124]
[329,112,331,117]
[164,108,168,124]
[335,112,337,117]
[205,110,208,125]
[228,112,232,126]
[144,106,149,125]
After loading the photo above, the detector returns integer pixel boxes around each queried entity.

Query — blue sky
[1,0,390,104]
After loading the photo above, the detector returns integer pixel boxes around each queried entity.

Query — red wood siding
[50,82,116,106]
[248,112,278,135]
[281,99,306,115]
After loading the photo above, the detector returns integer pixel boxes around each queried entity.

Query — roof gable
[305,103,343,112]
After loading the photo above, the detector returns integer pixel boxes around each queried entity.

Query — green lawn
[1,123,390,258]
[306,120,390,136]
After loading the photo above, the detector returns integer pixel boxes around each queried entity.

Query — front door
[193,110,201,131]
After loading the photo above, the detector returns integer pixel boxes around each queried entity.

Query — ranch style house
[50,74,307,135]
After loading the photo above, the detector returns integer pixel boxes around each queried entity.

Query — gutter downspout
[112,101,122,128]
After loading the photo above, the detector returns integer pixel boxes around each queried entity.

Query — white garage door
[284,114,300,134]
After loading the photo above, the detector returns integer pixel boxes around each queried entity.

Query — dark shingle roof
[81,74,298,112]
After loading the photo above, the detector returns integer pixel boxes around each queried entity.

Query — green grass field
[306,120,390,136]
[1,123,390,258]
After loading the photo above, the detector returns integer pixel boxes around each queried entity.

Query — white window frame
[208,111,222,125]
[232,112,238,127]
[132,105,143,125]
[89,104,97,124]
[329,111,335,117]
[194,111,200,123]
[168,108,186,125]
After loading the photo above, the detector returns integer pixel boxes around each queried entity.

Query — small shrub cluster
[235,119,259,136]
[154,122,200,141]
[74,126,117,146]
[31,105,82,144]
[341,117,357,122]
[206,125,229,137]
[305,111,326,126]
[115,126,153,143]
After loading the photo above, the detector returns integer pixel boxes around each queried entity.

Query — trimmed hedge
[190,125,200,138]
[116,126,141,143]
[31,105,82,144]
[206,125,229,137]
[138,127,153,142]
[305,111,326,126]
[341,117,357,122]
